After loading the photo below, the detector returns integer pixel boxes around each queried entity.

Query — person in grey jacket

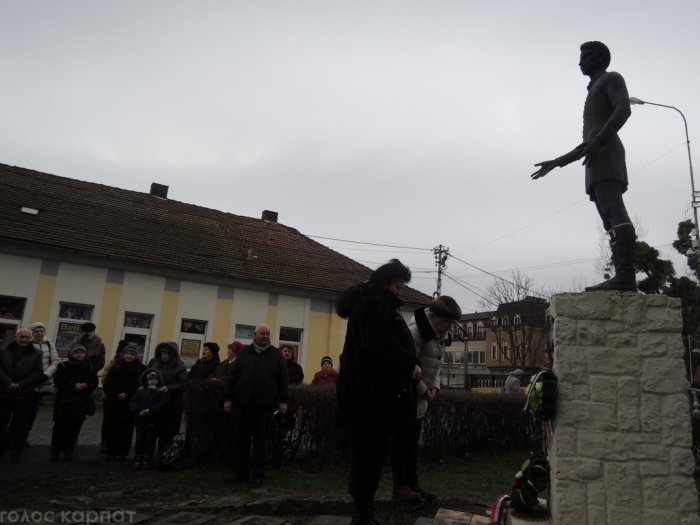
[24,322,60,446]
[391,296,461,502]
[505,369,524,394]
[149,341,187,452]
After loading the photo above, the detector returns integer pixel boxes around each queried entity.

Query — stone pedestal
[549,293,699,525]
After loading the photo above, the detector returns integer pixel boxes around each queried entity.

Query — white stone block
[638,461,670,476]
[639,333,668,357]
[643,509,680,525]
[607,506,642,525]
[642,358,687,394]
[589,376,617,404]
[603,462,642,508]
[586,348,641,376]
[587,505,606,525]
[577,320,608,346]
[618,378,640,432]
[640,394,662,433]
[555,458,602,481]
[670,447,696,476]
[647,306,683,332]
[643,476,699,512]
[556,400,617,431]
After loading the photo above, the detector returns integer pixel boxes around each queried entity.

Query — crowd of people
[0,318,340,470]
[1,258,462,525]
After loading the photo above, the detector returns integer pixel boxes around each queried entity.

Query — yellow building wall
[266,305,278,345]
[213,297,234,348]
[97,282,123,362]
[156,290,180,344]
[30,274,57,326]
[305,311,334,379]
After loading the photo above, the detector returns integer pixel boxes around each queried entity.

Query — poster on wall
[55,321,85,359]
[0,296,26,320]
[124,313,153,329]
[180,338,201,368]
[180,320,206,334]
[58,303,93,321]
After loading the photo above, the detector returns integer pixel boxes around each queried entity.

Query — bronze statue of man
[531,41,636,292]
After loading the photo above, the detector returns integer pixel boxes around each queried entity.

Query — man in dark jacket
[281,344,304,384]
[0,328,43,462]
[224,324,289,488]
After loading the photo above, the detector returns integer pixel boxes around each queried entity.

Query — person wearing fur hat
[150,341,188,452]
[102,342,146,460]
[390,295,462,502]
[213,341,243,380]
[78,322,106,375]
[505,369,524,394]
[188,342,221,380]
[311,356,338,385]
[23,322,60,446]
[50,344,98,460]
[130,368,169,469]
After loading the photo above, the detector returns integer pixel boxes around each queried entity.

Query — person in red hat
[212,341,243,381]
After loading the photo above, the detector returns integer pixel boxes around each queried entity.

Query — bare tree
[477,271,550,371]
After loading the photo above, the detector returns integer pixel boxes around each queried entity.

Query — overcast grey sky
[1,1,699,311]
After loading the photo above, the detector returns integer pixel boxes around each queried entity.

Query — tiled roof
[0,163,431,305]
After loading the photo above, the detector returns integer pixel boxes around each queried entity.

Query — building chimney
[261,210,278,223]
[150,183,169,199]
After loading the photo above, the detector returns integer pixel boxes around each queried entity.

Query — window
[502,317,509,330]
[235,324,256,340]
[444,351,464,365]
[515,317,522,332]
[58,302,93,321]
[466,325,473,338]
[0,296,26,320]
[56,303,95,358]
[503,344,510,359]
[180,319,206,334]
[279,327,302,342]
[477,325,484,338]
[279,327,304,363]
[124,313,153,329]
[492,344,497,360]
[515,344,523,360]
[491,318,498,332]
[468,351,485,365]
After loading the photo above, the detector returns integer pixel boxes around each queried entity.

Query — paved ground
[21,404,185,463]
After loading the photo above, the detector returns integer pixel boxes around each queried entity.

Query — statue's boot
[586,224,637,292]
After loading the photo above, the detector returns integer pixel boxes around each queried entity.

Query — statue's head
[580,41,611,74]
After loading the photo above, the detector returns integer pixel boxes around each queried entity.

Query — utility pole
[433,244,449,297]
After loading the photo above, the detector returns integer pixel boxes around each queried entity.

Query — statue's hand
[577,137,604,168]
[531,160,558,180]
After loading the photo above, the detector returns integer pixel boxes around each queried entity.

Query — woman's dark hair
[368,259,411,287]
[335,259,411,318]
[116,340,128,354]
[279,344,295,353]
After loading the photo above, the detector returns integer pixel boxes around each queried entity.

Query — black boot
[586,224,637,292]
[350,498,374,525]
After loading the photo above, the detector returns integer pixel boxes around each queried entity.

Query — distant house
[485,296,549,374]
[0,163,430,379]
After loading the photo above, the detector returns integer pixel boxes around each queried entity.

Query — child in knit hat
[129,368,169,469]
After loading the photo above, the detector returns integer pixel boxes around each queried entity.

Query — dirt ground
[0,457,493,525]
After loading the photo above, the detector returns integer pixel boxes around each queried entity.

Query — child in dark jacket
[130,368,169,469]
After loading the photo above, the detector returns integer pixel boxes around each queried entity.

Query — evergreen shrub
[183,381,541,468]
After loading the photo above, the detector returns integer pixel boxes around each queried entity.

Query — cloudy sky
[1,1,699,312]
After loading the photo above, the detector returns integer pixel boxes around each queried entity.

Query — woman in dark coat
[188,342,221,380]
[51,344,98,460]
[335,259,421,525]
[102,343,146,460]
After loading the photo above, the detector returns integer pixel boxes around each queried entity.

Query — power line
[448,254,550,300]
[307,234,431,251]
[453,199,586,255]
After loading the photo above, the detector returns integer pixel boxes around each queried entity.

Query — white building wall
[0,254,41,325]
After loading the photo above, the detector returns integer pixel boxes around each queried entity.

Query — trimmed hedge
[183,381,541,468]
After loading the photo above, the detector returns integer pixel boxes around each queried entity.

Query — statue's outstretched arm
[531,145,584,180]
